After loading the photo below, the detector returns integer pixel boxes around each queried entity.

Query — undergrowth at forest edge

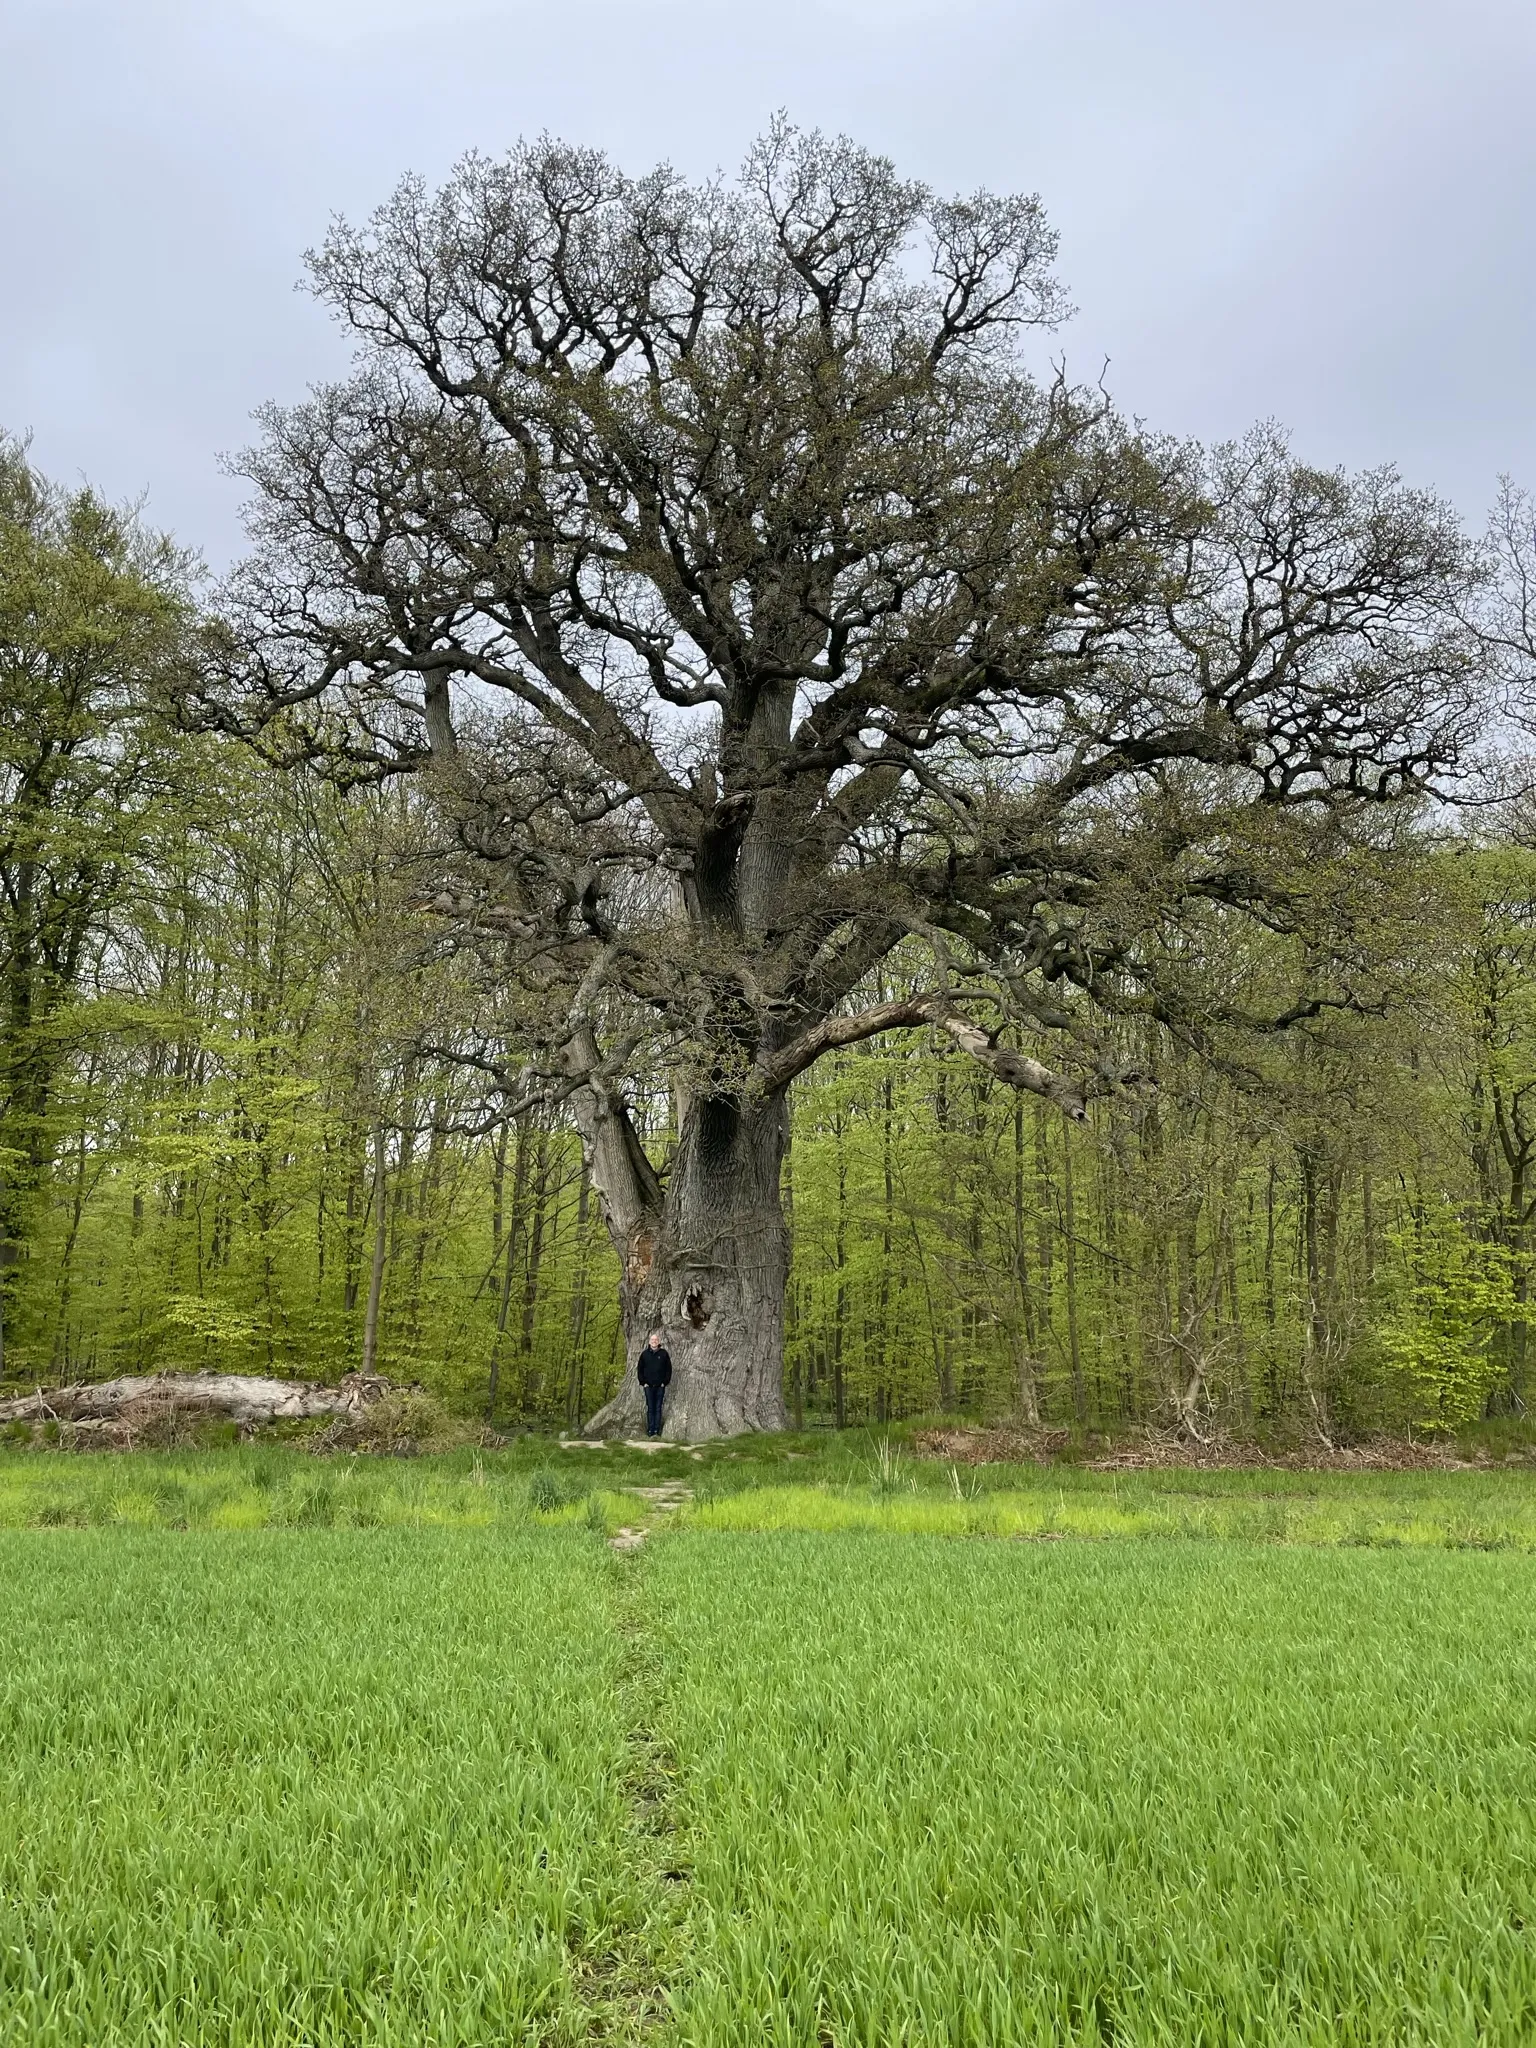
[3,1438,1536,1548]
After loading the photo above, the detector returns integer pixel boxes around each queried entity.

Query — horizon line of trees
[6,433,1536,1438]
[3,424,1536,1439]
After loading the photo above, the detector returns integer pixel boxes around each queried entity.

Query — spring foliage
[3,700,1536,1436]
[3,318,1536,1436]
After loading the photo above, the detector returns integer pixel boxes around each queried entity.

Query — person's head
[649,1328,663,1347]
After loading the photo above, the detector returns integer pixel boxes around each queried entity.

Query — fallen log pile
[0,1370,409,1444]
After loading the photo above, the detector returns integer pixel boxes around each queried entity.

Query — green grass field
[4,1434,1536,1549]
[3,1448,1536,2044]
[0,1530,656,2046]
[651,1535,1536,2046]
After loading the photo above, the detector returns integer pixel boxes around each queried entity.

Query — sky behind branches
[3,0,1533,566]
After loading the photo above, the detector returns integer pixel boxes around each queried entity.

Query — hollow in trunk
[584,1092,790,1441]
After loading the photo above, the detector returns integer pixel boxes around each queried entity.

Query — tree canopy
[188,123,1497,1435]
[0,436,193,1371]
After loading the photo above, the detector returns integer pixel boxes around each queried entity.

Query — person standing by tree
[637,1329,672,1438]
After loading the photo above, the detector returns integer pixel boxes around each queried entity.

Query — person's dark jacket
[637,1344,673,1388]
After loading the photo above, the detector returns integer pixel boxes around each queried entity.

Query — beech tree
[0,438,190,1373]
[209,124,1484,1437]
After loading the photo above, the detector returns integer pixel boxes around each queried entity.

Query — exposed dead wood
[0,1370,408,1429]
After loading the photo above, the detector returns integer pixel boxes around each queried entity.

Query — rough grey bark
[583,1090,790,1438]
[207,127,1488,1440]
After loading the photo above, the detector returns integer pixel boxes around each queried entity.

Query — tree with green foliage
[5,692,1536,1438]
[0,437,194,1371]
[203,123,1488,1438]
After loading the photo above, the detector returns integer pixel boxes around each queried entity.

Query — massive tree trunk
[562,987,1096,1440]
[581,1081,790,1441]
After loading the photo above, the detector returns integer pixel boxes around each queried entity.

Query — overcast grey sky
[3,0,1533,565]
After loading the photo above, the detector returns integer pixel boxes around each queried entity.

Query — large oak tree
[212,124,1484,1436]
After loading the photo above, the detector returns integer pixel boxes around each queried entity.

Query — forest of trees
[7,129,1536,1442]
[7,635,1536,1441]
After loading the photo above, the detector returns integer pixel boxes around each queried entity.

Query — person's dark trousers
[644,1384,665,1436]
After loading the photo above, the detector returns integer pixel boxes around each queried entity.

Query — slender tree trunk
[1299,1148,1333,1442]
[487,1215,517,1424]
[567,1154,592,1428]
[1225,1218,1249,1421]
[1035,1100,1053,1347]
[51,1109,96,1373]
[783,1121,804,1429]
[487,1118,530,1422]
[518,1126,551,1408]
[832,1104,848,1429]
[878,1072,895,1419]
[342,1107,365,1316]
[490,1122,508,1270]
[1063,1122,1086,1426]
[360,1120,388,1377]
[1012,1096,1040,1423]
[404,1100,448,1355]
